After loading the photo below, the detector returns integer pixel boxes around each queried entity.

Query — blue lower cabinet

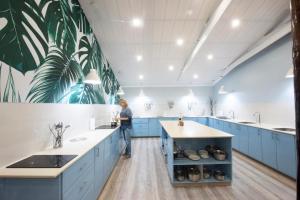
[3,178,62,200]
[104,135,113,178]
[132,123,148,137]
[261,130,277,169]
[0,179,3,199]
[198,117,207,125]
[276,133,297,178]
[94,141,105,198]
[148,118,161,136]
[232,124,241,150]
[239,125,249,155]
[248,127,262,162]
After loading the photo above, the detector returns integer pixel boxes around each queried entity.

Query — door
[261,130,277,169]
[94,142,105,197]
[276,133,297,178]
[248,127,262,161]
[104,136,113,179]
[239,125,249,154]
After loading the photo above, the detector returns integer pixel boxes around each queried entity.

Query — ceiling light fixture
[84,69,101,85]
[231,18,241,28]
[116,87,125,95]
[286,67,294,78]
[136,55,143,62]
[139,74,144,80]
[207,54,214,60]
[168,65,174,71]
[176,38,184,46]
[131,18,143,27]
[218,85,228,94]
[193,74,198,79]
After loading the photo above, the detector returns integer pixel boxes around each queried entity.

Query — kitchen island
[160,120,233,186]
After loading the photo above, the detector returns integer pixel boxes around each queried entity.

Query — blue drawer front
[63,150,94,194]
[63,165,94,200]
[132,118,148,124]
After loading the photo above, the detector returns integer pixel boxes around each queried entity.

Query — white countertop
[0,127,119,178]
[160,120,233,139]
[209,117,296,136]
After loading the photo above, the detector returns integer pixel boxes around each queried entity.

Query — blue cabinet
[232,124,241,151]
[239,125,249,155]
[198,117,207,125]
[248,127,262,162]
[132,118,149,137]
[94,141,105,198]
[261,130,277,169]
[148,118,161,136]
[276,133,297,178]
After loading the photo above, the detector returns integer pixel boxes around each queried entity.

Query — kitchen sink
[216,116,230,120]
[273,128,296,132]
[69,137,87,142]
[238,121,256,124]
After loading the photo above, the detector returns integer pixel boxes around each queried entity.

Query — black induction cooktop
[6,155,77,168]
[96,125,117,129]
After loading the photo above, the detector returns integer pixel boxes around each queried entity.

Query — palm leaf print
[0,0,48,74]
[27,46,83,103]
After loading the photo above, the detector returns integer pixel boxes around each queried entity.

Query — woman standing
[119,99,133,158]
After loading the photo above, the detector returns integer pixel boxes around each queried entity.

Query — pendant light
[286,67,294,78]
[218,85,228,95]
[84,69,101,85]
[116,87,125,95]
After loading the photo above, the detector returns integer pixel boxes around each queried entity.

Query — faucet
[253,112,261,124]
[228,110,235,120]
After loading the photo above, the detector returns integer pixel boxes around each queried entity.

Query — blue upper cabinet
[275,133,297,178]
[261,130,277,169]
[149,118,161,136]
[248,127,262,162]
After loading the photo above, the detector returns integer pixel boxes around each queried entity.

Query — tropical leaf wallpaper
[0,0,120,104]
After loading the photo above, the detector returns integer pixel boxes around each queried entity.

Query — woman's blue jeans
[121,128,131,156]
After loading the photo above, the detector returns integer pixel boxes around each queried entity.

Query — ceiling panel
[79,0,290,87]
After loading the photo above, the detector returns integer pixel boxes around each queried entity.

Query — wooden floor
[99,138,296,200]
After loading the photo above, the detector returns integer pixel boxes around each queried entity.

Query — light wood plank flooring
[99,138,296,200]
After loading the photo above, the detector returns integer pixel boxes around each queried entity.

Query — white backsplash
[0,103,119,167]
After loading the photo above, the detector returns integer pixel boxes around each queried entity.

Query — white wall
[123,87,213,117]
[0,103,119,167]
[213,35,295,127]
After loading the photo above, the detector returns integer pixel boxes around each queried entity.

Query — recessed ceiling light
[193,74,198,79]
[176,38,184,46]
[131,18,143,27]
[207,54,214,60]
[136,55,143,62]
[231,18,241,28]
[168,65,174,71]
[139,74,144,80]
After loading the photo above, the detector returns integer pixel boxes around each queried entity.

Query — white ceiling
[79,0,290,87]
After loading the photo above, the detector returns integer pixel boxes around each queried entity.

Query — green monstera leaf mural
[27,46,83,103]
[70,0,92,34]
[3,67,21,103]
[68,81,105,104]
[0,0,48,74]
[41,0,77,56]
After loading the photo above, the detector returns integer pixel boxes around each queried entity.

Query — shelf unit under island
[160,120,233,186]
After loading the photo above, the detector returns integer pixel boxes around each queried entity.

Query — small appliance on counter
[6,155,77,168]
[178,113,184,126]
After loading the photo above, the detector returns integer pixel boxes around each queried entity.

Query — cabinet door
[132,123,149,137]
[104,136,113,179]
[232,123,240,150]
[112,131,120,165]
[239,125,249,154]
[149,118,160,136]
[198,117,207,125]
[0,179,3,200]
[276,133,297,178]
[248,127,262,161]
[261,130,277,169]
[94,142,105,197]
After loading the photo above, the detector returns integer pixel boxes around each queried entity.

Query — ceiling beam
[213,20,291,85]
[177,0,233,81]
